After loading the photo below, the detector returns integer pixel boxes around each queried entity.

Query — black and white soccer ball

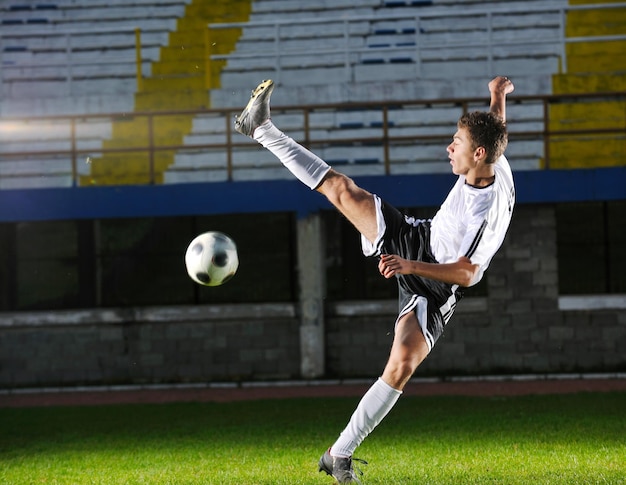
[185,231,239,286]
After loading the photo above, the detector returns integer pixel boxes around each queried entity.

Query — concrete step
[550,101,626,130]
[549,136,625,169]
[565,40,626,74]
[553,72,626,93]
[566,6,626,37]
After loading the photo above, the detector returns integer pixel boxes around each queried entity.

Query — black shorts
[372,199,463,350]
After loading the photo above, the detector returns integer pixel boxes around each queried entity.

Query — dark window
[15,220,82,310]
[556,200,626,294]
[99,217,194,307]
[1,213,296,311]
[193,213,296,304]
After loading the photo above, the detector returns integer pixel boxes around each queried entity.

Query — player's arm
[378,254,479,287]
[488,76,514,122]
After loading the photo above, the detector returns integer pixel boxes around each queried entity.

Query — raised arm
[488,76,515,122]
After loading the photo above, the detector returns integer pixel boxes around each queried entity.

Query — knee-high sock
[330,377,402,458]
[253,121,331,190]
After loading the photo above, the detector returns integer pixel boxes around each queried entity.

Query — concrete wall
[0,305,301,387]
[1,205,625,388]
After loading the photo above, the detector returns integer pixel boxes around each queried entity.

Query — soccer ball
[185,231,239,286]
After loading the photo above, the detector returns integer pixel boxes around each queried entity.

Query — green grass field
[1,392,625,484]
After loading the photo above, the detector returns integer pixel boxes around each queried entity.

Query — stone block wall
[0,305,301,388]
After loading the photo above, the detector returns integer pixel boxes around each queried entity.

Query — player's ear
[473,146,486,162]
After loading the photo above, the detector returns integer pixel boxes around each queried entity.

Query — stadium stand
[0,0,251,186]
[167,0,571,183]
[0,0,193,187]
[549,0,626,168]
[0,0,189,116]
[211,0,566,101]
[1,0,625,188]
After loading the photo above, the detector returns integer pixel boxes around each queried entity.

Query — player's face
[446,127,476,175]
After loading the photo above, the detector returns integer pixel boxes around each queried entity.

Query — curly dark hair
[457,111,508,164]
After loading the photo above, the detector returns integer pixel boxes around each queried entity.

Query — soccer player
[235,76,515,484]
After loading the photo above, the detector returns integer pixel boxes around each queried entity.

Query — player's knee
[320,171,353,204]
[383,359,419,388]
[322,171,368,209]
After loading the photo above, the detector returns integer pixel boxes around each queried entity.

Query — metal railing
[2,2,625,95]
[0,91,624,188]
[207,2,626,82]
[0,26,150,94]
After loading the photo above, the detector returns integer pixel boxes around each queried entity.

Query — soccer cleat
[234,79,274,137]
[318,448,367,484]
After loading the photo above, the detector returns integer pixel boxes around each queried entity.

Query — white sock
[253,121,331,190]
[330,377,402,458]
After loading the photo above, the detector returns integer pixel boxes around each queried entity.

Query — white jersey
[430,155,515,286]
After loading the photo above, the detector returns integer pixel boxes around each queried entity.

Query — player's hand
[378,254,412,279]
[489,76,514,96]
